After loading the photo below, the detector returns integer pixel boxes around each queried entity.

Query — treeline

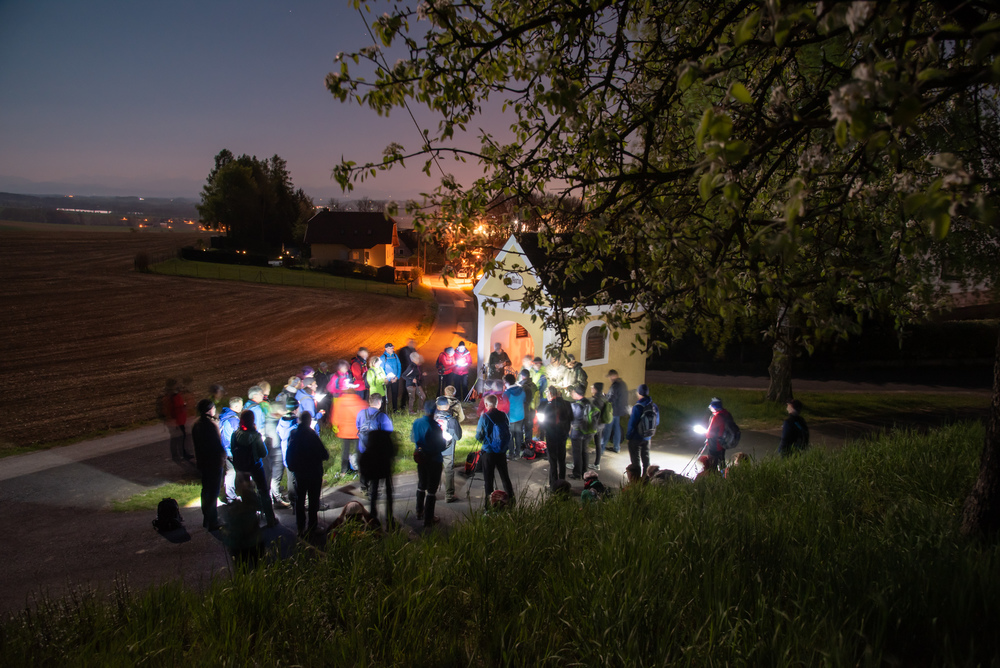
[197,150,314,253]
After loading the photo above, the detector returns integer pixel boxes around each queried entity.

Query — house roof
[480,233,633,305]
[303,210,397,248]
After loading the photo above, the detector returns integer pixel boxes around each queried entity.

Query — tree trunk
[766,340,794,403]
[961,326,1000,538]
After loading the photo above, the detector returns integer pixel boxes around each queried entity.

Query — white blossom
[846,1,873,33]
[828,82,866,123]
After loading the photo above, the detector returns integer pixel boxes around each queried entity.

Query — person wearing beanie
[778,399,809,457]
[453,341,472,401]
[625,383,659,477]
[192,398,225,530]
[433,395,463,503]
[380,343,402,412]
[411,399,448,526]
[436,346,456,396]
[704,397,736,468]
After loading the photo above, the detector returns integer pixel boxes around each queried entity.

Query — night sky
[0,0,479,201]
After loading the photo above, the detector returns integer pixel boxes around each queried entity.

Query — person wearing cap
[433,395,463,503]
[705,397,734,468]
[286,411,329,536]
[778,399,810,457]
[454,341,472,400]
[569,384,591,478]
[412,399,449,526]
[625,384,659,477]
[503,373,527,459]
[380,343,402,412]
[605,370,629,453]
[436,346,456,396]
[274,397,300,507]
[192,398,225,531]
[487,342,511,380]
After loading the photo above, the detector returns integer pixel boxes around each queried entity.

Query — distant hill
[0,192,200,227]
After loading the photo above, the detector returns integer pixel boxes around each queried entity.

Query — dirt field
[0,225,430,450]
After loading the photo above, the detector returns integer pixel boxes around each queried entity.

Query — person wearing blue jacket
[502,373,526,459]
[356,393,394,494]
[412,400,448,526]
[476,395,515,508]
[274,397,299,507]
[219,396,243,504]
[295,377,323,434]
[380,342,402,413]
[626,384,659,477]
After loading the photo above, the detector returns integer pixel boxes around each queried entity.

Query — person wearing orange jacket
[332,389,368,474]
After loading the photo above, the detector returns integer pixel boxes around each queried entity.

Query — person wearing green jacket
[366,356,388,409]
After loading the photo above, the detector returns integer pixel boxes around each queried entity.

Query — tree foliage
[198,150,314,251]
[328,0,1000,531]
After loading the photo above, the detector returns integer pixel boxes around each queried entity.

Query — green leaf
[917,68,950,82]
[734,11,760,46]
[835,120,849,148]
[695,108,712,149]
[699,171,716,202]
[932,212,951,240]
[730,82,753,105]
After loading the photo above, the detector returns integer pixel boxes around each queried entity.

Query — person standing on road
[518,369,538,443]
[230,410,278,528]
[778,399,810,457]
[542,386,572,489]
[590,382,612,470]
[403,352,427,414]
[397,339,418,412]
[286,411,329,536]
[412,399,448,526]
[569,385,592,479]
[605,370,629,453]
[192,398,225,531]
[356,393,393,494]
[476,395,515,508]
[502,373,526,459]
[168,380,192,461]
[326,361,354,399]
[219,396,243,504]
[433,395,463,503]
[274,397,300,507]
[366,356,388,410]
[332,388,366,474]
[436,346,456,396]
[296,377,324,434]
[626,384,659,477]
[530,358,548,440]
[705,397,737,469]
[454,341,472,401]
[359,407,397,526]
[380,343,402,412]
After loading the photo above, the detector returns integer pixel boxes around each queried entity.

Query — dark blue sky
[0,0,478,200]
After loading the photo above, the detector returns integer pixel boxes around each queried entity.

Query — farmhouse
[473,234,648,393]
[303,210,398,268]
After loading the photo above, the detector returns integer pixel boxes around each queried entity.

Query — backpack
[230,431,256,471]
[530,440,548,457]
[358,409,379,438]
[577,400,600,435]
[638,402,658,439]
[464,450,483,475]
[434,409,457,444]
[483,414,511,453]
[522,443,537,461]
[599,398,614,425]
[722,412,742,449]
[152,497,183,532]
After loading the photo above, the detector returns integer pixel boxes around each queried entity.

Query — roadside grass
[148,257,434,300]
[111,482,201,512]
[649,382,990,433]
[4,422,998,665]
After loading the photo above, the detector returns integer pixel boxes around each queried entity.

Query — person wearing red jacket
[705,397,734,469]
[350,348,370,400]
[453,341,472,401]
[326,359,356,399]
[436,346,456,396]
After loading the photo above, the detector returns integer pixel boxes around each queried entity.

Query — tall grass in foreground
[3,423,998,666]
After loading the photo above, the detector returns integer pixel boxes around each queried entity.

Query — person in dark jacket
[590,382,610,470]
[542,386,572,489]
[487,343,511,380]
[569,385,591,479]
[402,351,427,414]
[518,369,538,443]
[397,339,417,412]
[357,394,395,521]
[476,395,515,508]
[286,411,329,536]
[412,400,448,526]
[229,410,278,528]
[625,384,659,477]
[192,398,226,530]
[704,397,735,468]
[605,370,629,453]
[351,348,370,400]
[778,399,810,457]
[433,396,463,503]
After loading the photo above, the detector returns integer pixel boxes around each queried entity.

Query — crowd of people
[160,339,811,544]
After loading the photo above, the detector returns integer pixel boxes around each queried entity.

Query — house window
[516,324,529,338]
[581,320,609,365]
[350,250,360,261]
[364,250,371,264]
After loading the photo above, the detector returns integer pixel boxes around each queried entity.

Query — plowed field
[0,225,430,449]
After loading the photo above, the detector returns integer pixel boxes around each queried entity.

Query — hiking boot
[588,464,600,471]
[446,497,459,503]
[272,497,291,509]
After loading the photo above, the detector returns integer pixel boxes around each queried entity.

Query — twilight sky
[0,0,484,201]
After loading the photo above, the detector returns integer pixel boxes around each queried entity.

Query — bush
[133,252,149,273]
[179,246,267,266]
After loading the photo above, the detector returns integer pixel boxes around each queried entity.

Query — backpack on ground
[152,497,183,532]
[599,398,614,425]
[638,402,659,439]
[464,450,483,475]
[578,400,600,435]
[722,413,742,449]
[522,442,538,461]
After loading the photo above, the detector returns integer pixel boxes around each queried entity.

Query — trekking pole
[680,442,709,478]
